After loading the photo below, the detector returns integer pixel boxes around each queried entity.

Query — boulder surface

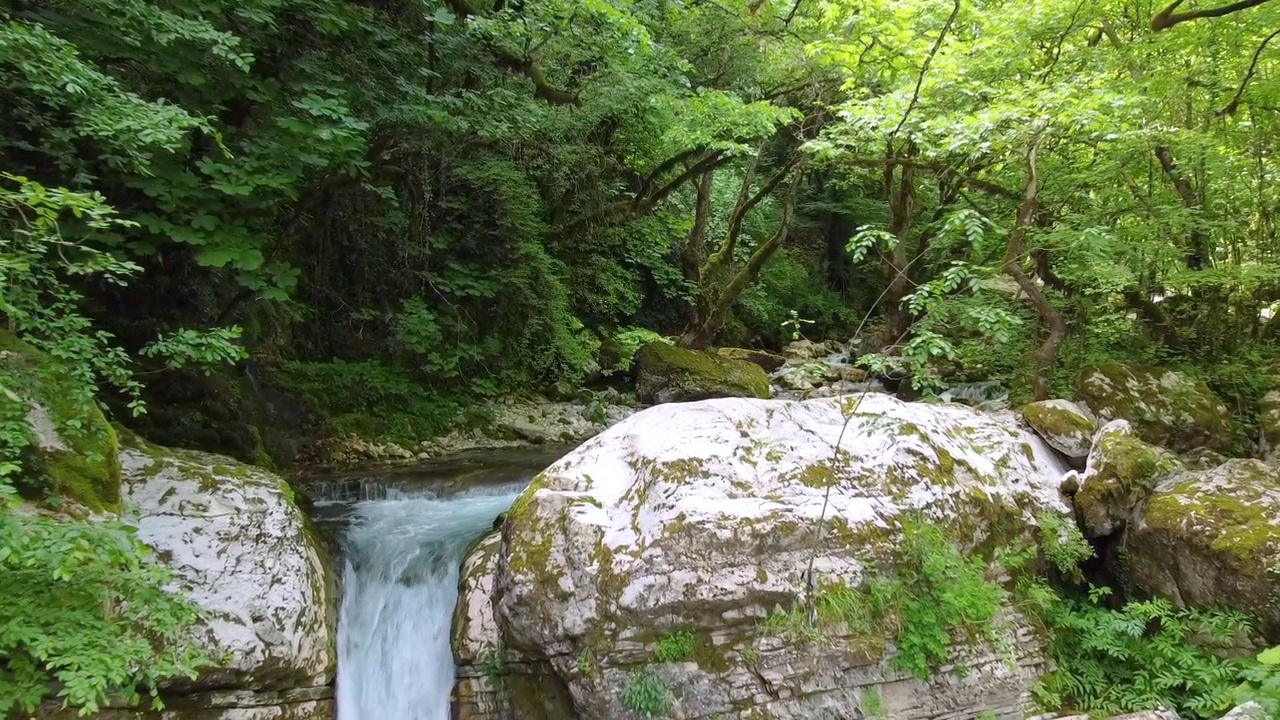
[118,442,337,717]
[1124,458,1280,642]
[454,395,1073,719]
[635,342,770,404]
[1021,399,1096,463]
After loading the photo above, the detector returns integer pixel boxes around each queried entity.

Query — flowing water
[320,448,565,720]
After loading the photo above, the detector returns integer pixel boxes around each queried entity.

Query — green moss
[0,330,121,510]
[636,342,770,402]
[1074,428,1175,537]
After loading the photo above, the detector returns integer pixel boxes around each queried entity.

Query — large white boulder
[456,395,1073,719]
[120,444,336,711]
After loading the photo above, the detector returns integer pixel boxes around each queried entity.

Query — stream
[308,447,568,720]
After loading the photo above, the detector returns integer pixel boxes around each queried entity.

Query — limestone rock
[1021,399,1096,463]
[782,338,838,360]
[38,688,335,719]
[1076,363,1234,453]
[457,395,1072,720]
[121,444,337,692]
[717,347,787,373]
[1074,420,1181,538]
[1218,702,1268,720]
[1125,459,1280,642]
[635,342,771,405]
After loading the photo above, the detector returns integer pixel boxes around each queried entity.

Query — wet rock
[1074,420,1181,538]
[782,338,839,361]
[1021,399,1096,464]
[717,347,787,373]
[120,442,336,692]
[1259,388,1280,460]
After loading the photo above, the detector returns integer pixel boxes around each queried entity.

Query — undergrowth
[766,513,1274,719]
[653,629,695,663]
[276,360,494,443]
[1013,516,1270,719]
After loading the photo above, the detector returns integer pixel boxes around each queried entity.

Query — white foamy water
[335,485,523,720]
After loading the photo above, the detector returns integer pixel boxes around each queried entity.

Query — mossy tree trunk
[678,155,806,349]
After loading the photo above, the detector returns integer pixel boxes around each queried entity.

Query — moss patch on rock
[1076,362,1234,453]
[1127,459,1280,641]
[1021,399,1095,461]
[716,347,786,373]
[635,342,771,405]
[0,330,121,510]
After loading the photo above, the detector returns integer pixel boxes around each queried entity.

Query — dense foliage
[8,0,1280,713]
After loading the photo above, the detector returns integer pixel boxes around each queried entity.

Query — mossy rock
[1076,362,1234,454]
[0,330,121,510]
[716,347,786,373]
[1126,459,1280,642]
[1020,399,1095,463]
[634,342,771,405]
[1074,420,1180,538]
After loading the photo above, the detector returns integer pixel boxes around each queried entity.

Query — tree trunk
[680,171,714,327]
[680,166,805,348]
[884,147,917,344]
[1003,133,1065,401]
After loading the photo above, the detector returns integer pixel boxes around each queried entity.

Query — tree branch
[888,0,961,144]
[1152,0,1275,31]
[442,0,580,105]
[1219,28,1280,116]
[846,157,1021,200]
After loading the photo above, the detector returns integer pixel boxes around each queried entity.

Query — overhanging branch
[1151,0,1275,31]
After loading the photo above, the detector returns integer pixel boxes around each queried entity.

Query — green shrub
[654,629,695,663]
[764,518,1004,679]
[622,667,674,717]
[1020,582,1255,719]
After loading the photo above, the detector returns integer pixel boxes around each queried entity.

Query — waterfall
[334,484,523,720]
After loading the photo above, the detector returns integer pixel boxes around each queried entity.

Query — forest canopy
[8,0,1280,426]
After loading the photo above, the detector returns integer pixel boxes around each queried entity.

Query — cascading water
[334,484,524,720]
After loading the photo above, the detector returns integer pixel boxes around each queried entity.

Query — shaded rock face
[453,395,1072,720]
[1124,459,1280,643]
[40,689,333,720]
[1076,363,1234,453]
[1021,399,1095,464]
[118,444,337,717]
[635,342,771,405]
